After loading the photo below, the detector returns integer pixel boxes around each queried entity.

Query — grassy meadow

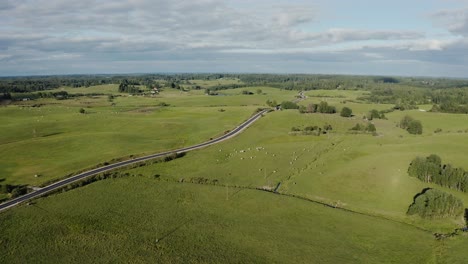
[0,86,298,186]
[0,178,437,264]
[2,84,468,262]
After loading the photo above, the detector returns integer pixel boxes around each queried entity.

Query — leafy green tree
[407,188,464,219]
[368,109,381,120]
[266,99,278,107]
[79,108,86,114]
[281,101,299,109]
[399,115,414,129]
[340,107,352,117]
[367,123,376,132]
[407,120,423,135]
[306,103,317,113]
[351,123,362,131]
[318,101,329,113]
[399,115,422,134]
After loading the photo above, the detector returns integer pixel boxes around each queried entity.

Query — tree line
[2,74,467,113]
[299,101,336,114]
[407,188,464,219]
[408,154,468,192]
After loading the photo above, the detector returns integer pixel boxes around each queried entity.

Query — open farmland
[0,85,297,187]
[0,178,437,264]
[1,75,468,263]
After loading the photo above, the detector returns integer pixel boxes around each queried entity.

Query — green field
[0,178,438,263]
[0,86,298,186]
[2,83,468,263]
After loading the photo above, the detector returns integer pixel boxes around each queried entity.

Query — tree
[351,123,363,131]
[407,188,464,219]
[79,108,86,114]
[306,103,317,113]
[118,79,129,92]
[399,115,414,129]
[340,107,352,117]
[317,101,336,114]
[281,101,299,109]
[266,99,277,107]
[368,109,381,120]
[367,123,376,132]
[407,120,423,135]
[324,124,333,131]
[399,115,422,135]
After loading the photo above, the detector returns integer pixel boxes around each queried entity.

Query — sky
[1,0,468,77]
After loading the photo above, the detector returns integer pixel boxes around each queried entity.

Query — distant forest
[1,73,468,113]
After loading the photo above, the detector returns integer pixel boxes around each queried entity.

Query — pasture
[1,83,468,262]
[0,86,298,186]
[0,178,436,263]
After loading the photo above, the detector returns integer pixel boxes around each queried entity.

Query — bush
[350,123,376,133]
[399,115,422,135]
[340,107,352,117]
[367,123,376,132]
[317,101,336,114]
[399,115,414,129]
[79,108,86,114]
[266,99,278,107]
[10,186,27,198]
[281,101,299,109]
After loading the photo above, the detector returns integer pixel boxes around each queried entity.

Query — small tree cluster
[367,109,387,120]
[340,107,353,117]
[266,99,278,107]
[241,90,254,95]
[407,188,464,219]
[408,154,468,192]
[299,101,336,114]
[118,79,141,94]
[291,124,332,136]
[281,101,299,109]
[394,102,418,111]
[350,123,376,133]
[0,184,28,198]
[205,88,218,95]
[399,115,422,135]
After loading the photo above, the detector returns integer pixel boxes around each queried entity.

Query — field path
[0,109,269,212]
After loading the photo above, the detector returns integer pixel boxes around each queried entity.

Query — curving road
[0,109,269,212]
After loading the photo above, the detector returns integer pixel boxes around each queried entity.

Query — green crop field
[2,79,468,263]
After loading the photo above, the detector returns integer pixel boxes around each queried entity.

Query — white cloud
[432,7,468,36]
[0,0,467,77]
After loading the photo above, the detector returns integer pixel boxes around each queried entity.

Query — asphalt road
[0,109,269,212]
